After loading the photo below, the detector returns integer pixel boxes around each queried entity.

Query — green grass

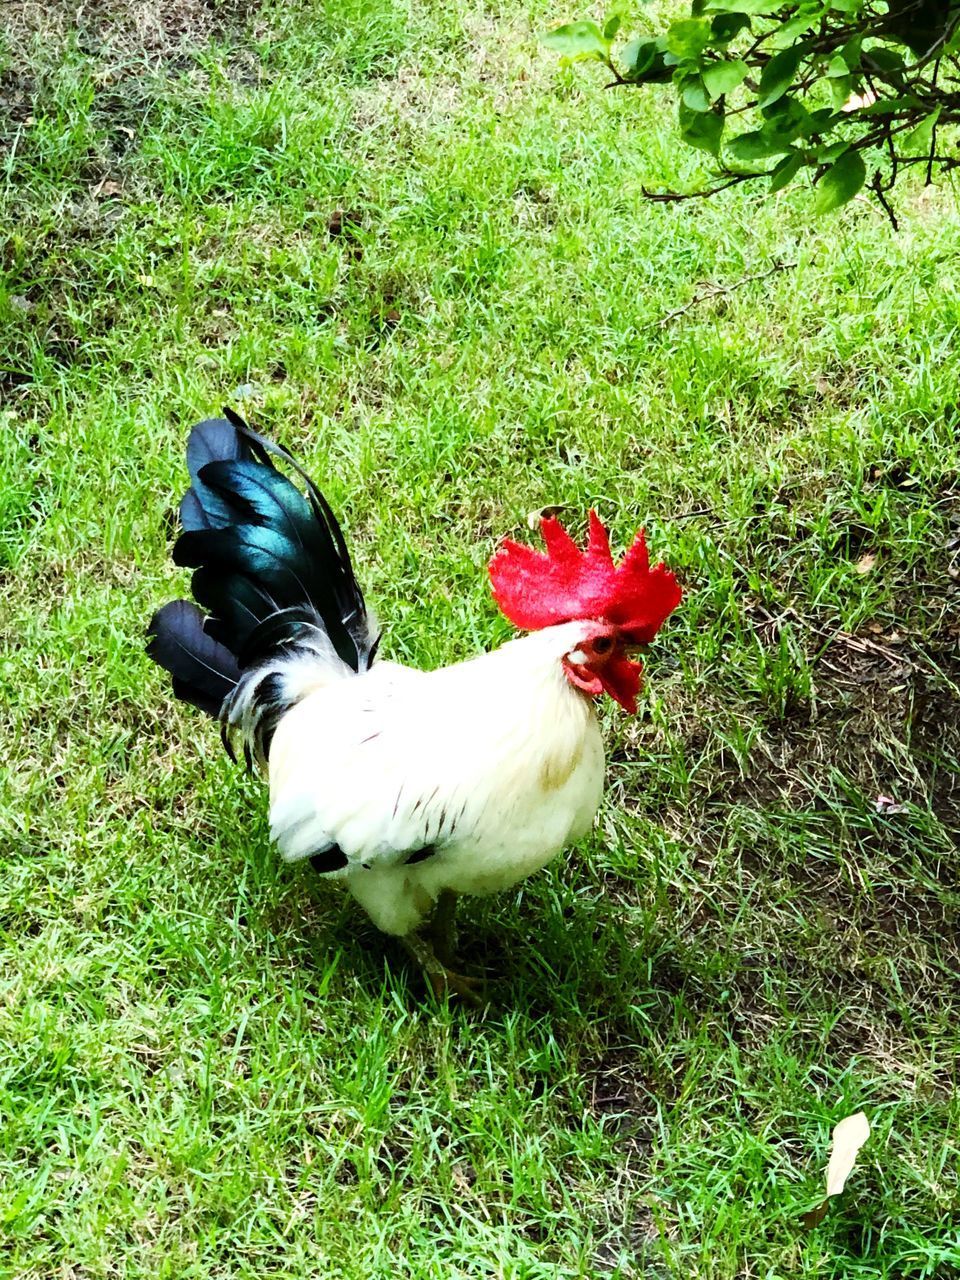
[1,0,959,1275]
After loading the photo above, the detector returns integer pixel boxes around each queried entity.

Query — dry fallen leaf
[802,1111,871,1229]
[855,552,877,575]
[802,1199,830,1229]
[875,794,908,815]
[826,1112,871,1195]
[526,505,569,531]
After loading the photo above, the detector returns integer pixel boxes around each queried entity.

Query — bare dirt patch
[1,0,254,66]
[0,0,259,141]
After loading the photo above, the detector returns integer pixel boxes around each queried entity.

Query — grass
[1,0,959,1275]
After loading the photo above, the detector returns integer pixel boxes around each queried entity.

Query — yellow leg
[429,889,459,967]
[401,931,485,1007]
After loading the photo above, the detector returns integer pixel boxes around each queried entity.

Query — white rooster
[148,413,681,999]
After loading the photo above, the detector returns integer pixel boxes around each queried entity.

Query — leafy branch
[542,1,960,224]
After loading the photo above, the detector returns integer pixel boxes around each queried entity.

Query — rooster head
[488,511,682,712]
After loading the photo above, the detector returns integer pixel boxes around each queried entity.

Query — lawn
[1,0,958,1276]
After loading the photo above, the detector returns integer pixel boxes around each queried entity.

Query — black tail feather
[181,417,248,531]
[148,411,378,732]
[146,600,241,716]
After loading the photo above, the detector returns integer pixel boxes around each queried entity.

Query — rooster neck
[489,622,599,704]
[467,620,596,679]
[437,625,599,746]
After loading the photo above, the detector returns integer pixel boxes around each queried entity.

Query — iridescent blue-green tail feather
[147,411,378,756]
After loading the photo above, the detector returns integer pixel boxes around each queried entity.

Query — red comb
[488,510,682,641]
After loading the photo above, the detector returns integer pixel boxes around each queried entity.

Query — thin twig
[602,56,627,89]
[653,261,797,328]
[832,632,912,668]
[926,56,942,185]
[871,172,899,231]
[641,173,754,203]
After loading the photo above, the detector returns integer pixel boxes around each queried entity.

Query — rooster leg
[428,889,459,968]
[401,932,484,1006]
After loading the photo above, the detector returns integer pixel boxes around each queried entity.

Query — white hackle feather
[220,607,379,771]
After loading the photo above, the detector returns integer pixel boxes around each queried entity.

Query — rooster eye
[592,635,613,655]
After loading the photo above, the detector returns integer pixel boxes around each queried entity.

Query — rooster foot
[426,966,486,1007]
[402,931,486,1007]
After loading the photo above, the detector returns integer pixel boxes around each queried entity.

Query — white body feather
[267,621,605,936]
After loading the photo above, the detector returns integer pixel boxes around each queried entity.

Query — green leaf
[703,58,748,99]
[817,139,850,163]
[620,37,671,83]
[603,13,621,40]
[825,54,849,77]
[770,13,817,44]
[864,47,904,73]
[620,37,649,75]
[839,34,864,69]
[829,74,853,108]
[710,12,751,42]
[680,75,711,112]
[727,129,795,162]
[665,17,712,59]
[707,0,777,13]
[814,150,866,213]
[764,95,814,139]
[758,46,803,109]
[541,20,609,60]
[770,150,803,192]
[904,106,942,155]
[857,94,920,115]
[679,101,724,156]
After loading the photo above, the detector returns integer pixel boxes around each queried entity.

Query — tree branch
[870,171,899,230]
[642,173,754,203]
[653,261,798,328]
[588,2,960,222]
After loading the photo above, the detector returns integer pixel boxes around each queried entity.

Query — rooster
[147,412,681,999]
